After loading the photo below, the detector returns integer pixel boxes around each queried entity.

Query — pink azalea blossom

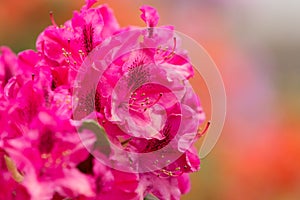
[4,110,93,199]
[0,1,206,199]
[76,27,204,175]
[36,1,119,89]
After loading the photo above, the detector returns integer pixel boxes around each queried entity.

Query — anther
[164,37,177,60]
[120,137,132,146]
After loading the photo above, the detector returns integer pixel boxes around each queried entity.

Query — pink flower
[36,2,119,89]
[75,27,204,174]
[70,4,205,199]
[5,110,93,199]
[1,1,206,199]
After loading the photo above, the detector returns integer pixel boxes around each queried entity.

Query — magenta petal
[17,50,40,75]
[99,6,120,38]
[85,0,98,8]
[55,168,95,197]
[140,5,160,27]
[177,173,191,194]
[0,46,17,87]
[141,173,181,200]
[186,148,201,172]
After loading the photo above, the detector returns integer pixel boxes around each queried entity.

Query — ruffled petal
[140,5,160,27]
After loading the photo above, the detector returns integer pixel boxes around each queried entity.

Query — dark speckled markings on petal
[82,24,94,54]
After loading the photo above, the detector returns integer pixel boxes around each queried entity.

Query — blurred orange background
[1,0,300,199]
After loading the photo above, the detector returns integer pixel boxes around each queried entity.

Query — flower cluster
[0,1,205,199]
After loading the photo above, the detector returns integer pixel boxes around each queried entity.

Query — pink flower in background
[0,1,206,199]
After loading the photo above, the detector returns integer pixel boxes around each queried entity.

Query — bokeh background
[1,0,300,199]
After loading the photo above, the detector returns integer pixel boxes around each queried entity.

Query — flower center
[129,89,163,113]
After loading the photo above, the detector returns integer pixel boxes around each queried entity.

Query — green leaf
[79,120,111,156]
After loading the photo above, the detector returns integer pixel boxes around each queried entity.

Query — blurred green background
[1,0,300,199]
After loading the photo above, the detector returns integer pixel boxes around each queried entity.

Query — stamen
[31,73,35,81]
[148,27,154,38]
[159,168,184,177]
[62,150,71,156]
[129,92,163,113]
[146,93,162,108]
[164,37,177,60]
[78,49,85,61]
[197,121,211,137]
[61,47,78,71]
[49,11,57,27]
[41,153,50,159]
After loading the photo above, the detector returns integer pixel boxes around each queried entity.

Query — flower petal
[140,5,160,27]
